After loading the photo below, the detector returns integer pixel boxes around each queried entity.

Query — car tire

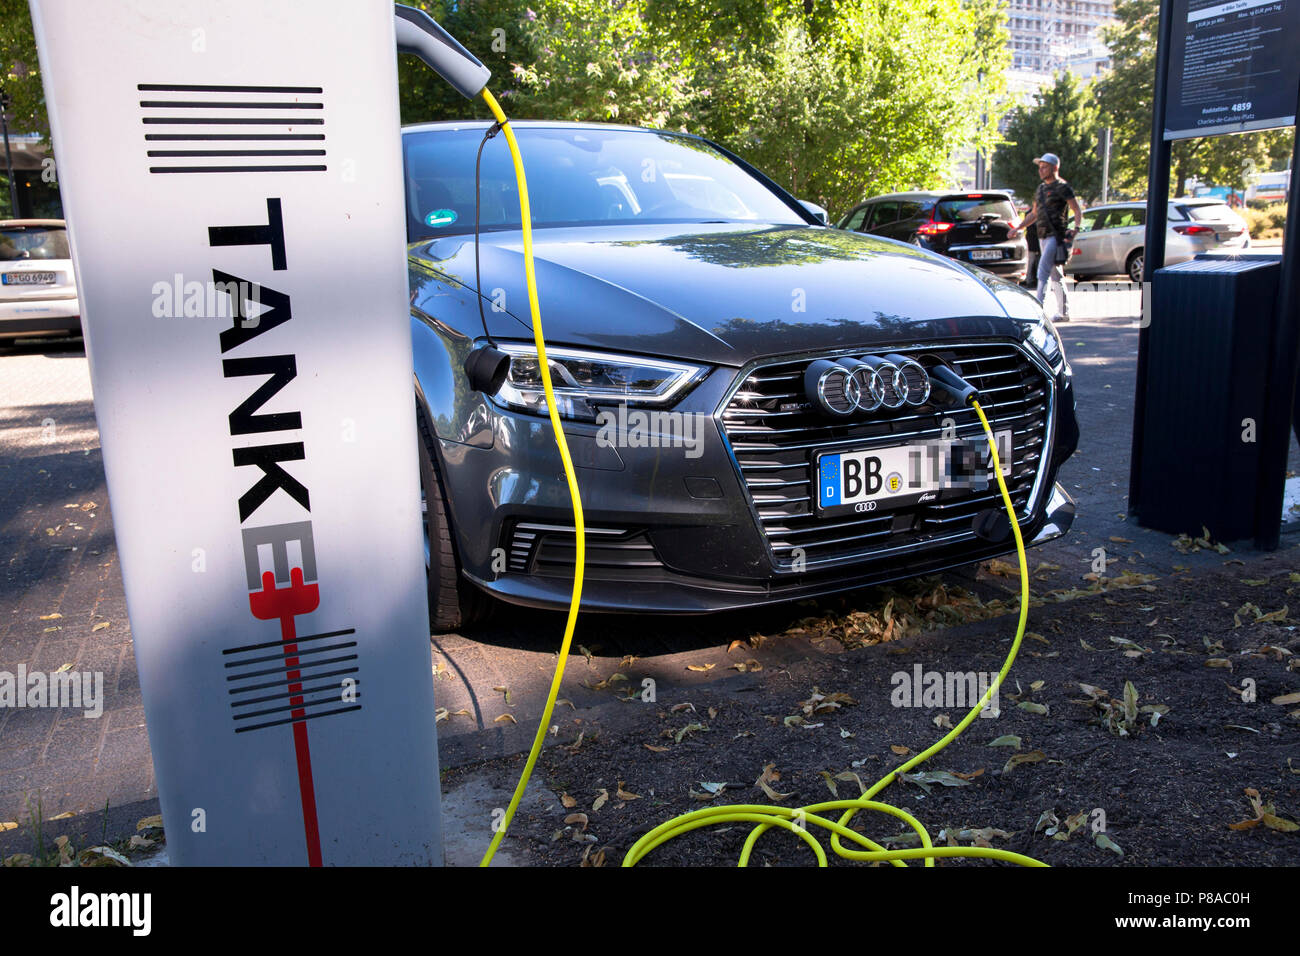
[416,403,496,635]
[1126,249,1144,284]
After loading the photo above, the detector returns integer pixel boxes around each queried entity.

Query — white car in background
[1066,198,1251,284]
[0,219,81,339]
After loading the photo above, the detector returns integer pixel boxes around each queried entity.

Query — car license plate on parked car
[970,249,1002,261]
[2,271,57,285]
[816,431,1012,515]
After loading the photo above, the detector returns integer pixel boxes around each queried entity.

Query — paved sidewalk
[0,339,149,841]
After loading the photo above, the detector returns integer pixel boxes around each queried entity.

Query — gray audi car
[404,121,1078,631]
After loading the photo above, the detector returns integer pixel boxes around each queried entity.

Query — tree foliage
[4,0,1012,220]
[396,0,1012,216]
[0,0,47,139]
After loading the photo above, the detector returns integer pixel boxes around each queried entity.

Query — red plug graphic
[248,567,319,623]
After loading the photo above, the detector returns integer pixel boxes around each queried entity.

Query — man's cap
[1033,153,1061,167]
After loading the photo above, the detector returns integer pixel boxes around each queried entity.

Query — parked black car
[837,191,1028,284]
[403,122,1077,631]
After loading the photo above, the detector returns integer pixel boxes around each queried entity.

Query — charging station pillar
[29,0,442,864]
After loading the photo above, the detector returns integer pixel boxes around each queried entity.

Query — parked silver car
[1066,198,1251,284]
[0,219,81,339]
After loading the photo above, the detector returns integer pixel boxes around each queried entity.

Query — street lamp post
[976,69,988,190]
[0,88,18,218]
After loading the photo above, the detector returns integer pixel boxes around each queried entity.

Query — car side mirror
[799,200,829,225]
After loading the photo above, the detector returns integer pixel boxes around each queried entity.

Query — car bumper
[0,298,81,338]
[436,346,1079,614]
[468,482,1075,613]
[941,243,1027,282]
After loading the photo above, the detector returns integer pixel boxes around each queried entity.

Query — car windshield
[0,225,69,261]
[1183,203,1238,222]
[402,126,806,241]
[934,196,1016,223]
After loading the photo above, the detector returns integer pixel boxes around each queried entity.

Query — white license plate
[2,271,57,285]
[817,431,1012,515]
[970,249,1002,261]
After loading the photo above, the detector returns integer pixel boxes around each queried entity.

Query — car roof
[402,119,661,135]
[850,190,1012,204]
[1088,198,1233,210]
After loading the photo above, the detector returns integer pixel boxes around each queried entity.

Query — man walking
[1013,152,1082,321]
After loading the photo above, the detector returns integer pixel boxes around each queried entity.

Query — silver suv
[1066,198,1251,284]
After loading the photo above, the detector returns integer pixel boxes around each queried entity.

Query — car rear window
[0,226,69,261]
[934,196,1016,223]
[1182,203,1237,222]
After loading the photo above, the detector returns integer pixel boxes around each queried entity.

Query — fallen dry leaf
[756,763,793,803]
[1003,750,1046,774]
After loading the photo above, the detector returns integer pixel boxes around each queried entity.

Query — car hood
[410,222,1042,367]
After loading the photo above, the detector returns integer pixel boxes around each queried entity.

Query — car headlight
[491,343,708,421]
[1024,316,1065,370]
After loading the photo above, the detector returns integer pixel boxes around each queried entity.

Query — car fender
[408,257,495,448]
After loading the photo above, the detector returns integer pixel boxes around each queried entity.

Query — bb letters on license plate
[970,249,1001,261]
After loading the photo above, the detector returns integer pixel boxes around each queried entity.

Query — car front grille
[718,341,1053,572]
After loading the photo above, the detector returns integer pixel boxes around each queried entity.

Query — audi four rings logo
[803,354,932,417]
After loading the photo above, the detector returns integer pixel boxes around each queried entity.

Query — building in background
[1005,0,1115,78]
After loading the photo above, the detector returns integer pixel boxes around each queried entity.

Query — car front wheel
[417,404,496,634]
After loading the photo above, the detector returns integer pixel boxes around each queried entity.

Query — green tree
[400,0,1012,216]
[651,0,1013,215]
[0,0,46,138]
[992,71,1103,204]
[3,0,1014,223]
[1096,0,1290,198]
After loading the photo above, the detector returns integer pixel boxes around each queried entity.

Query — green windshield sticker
[425,209,458,227]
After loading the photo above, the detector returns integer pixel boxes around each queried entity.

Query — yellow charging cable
[478,88,586,867]
[623,399,1043,867]
[475,83,1042,867]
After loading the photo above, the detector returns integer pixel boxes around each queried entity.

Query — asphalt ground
[2,281,1299,861]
